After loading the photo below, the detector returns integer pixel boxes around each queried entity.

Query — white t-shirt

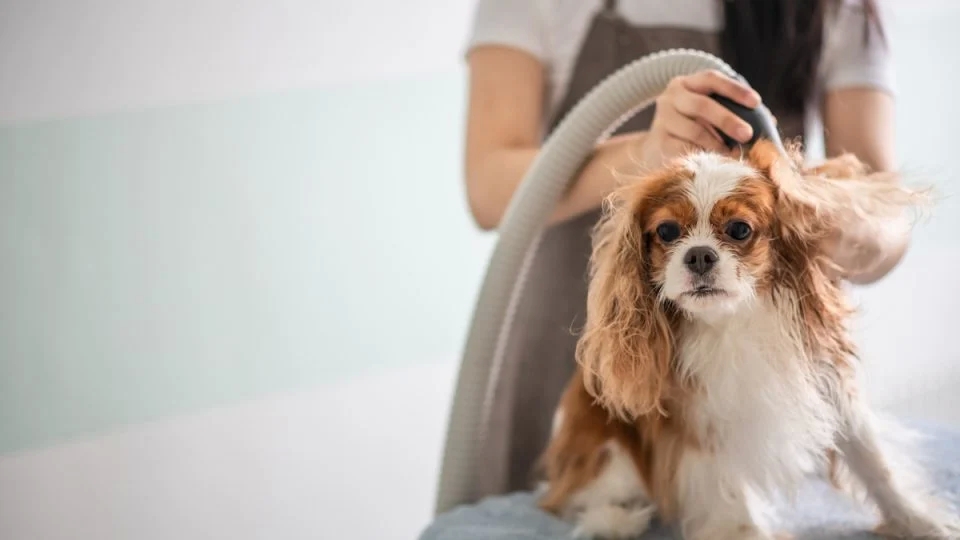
[464,0,896,153]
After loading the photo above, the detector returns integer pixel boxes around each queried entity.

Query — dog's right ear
[577,180,675,420]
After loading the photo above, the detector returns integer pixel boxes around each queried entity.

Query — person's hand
[821,222,883,280]
[821,209,910,283]
[638,70,763,170]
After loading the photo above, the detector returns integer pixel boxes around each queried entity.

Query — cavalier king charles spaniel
[537,141,959,539]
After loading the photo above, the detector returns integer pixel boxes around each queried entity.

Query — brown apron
[476,0,808,499]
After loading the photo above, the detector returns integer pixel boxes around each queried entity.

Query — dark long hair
[721,0,886,116]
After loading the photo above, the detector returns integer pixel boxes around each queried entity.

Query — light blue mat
[421,423,960,539]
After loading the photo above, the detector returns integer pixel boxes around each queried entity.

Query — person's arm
[817,0,906,285]
[822,87,909,284]
[465,46,761,231]
[464,46,645,230]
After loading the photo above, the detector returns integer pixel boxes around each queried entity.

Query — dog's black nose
[684,246,719,275]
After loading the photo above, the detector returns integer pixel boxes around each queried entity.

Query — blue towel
[421,423,960,539]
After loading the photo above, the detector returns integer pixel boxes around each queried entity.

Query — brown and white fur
[537,140,959,539]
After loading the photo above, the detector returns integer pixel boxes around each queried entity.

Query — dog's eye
[656,222,682,243]
[725,220,753,241]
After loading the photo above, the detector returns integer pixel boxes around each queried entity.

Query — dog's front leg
[675,450,776,540]
[837,399,960,538]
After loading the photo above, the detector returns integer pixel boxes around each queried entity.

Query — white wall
[0,0,477,123]
[1,1,960,540]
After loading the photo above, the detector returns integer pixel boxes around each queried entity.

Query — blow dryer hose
[434,48,784,515]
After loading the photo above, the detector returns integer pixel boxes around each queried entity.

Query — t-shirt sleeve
[463,0,547,60]
[820,0,897,96]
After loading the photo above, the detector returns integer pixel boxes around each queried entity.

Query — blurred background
[1,1,959,539]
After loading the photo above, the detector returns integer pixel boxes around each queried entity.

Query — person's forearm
[466,132,647,230]
[557,132,649,224]
[821,88,907,284]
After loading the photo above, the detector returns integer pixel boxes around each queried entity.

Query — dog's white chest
[678,302,841,493]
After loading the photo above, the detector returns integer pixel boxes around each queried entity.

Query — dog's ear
[747,141,929,278]
[748,140,929,243]
[747,141,929,359]
[577,180,675,420]
[746,141,854,355]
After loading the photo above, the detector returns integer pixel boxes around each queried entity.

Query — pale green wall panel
[0,71,491,454]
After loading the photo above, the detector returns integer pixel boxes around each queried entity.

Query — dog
[536,140,959,539]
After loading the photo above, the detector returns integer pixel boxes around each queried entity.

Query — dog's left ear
[746,141,923,356]
[747,140,930,244]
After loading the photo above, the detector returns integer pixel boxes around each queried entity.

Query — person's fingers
[655,111,723,152]
[657,97,739,149]
[681,70,761,108]
[671,92,754,144]
[696,119,726,147]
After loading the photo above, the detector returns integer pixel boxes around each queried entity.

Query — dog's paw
[874,501,960,539]
[571,503,655,539]
[874,520,960,539]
